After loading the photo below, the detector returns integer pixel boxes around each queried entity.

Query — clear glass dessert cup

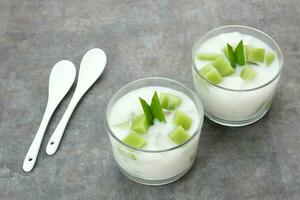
[105,77,204,185]
[192,25,284,127]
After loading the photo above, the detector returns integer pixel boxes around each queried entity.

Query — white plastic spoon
[46,48,107,155]
[23,60,76,172]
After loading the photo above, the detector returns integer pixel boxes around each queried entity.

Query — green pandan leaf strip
[235,40,245,65]
[223,47,230,60]
[139,98,154,125]
[150,91,166,123]
[139,91,167,125]
[227,43,236,68]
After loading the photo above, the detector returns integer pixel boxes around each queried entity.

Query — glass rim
[192,25,284,92]
[105,77,204,153]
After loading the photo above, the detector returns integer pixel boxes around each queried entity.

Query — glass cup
[192,25,284,127]
[105,77,204,185]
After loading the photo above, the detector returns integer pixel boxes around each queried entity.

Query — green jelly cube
[196,53,222,61]
[160,92,182,110]
[265,52,276,66]
[169,126,190,145]
[123,132,147,149]
[245,46,265,63]
[172,110,193,130]
[130,115,150,134]
[199,64,223,84]
[212,57,234,76]
[117,145,136,160]
[114,120,130,129]
[240,66,257,81]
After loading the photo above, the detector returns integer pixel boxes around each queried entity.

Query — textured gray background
[0,0,299,199]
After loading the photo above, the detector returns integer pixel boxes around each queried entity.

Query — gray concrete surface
[0,0,299,199]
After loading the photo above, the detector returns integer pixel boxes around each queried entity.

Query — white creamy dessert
[108,86,202,181]
[192,31,282,124]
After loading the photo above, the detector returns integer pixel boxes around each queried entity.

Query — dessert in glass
[192,25,283,127]
[105,77,204,185]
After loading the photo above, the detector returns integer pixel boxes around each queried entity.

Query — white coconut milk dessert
[105,78,203,185]
[192,26,283,126]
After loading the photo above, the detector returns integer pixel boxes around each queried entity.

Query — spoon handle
[23,106,53,172]
[46,93,82,155]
